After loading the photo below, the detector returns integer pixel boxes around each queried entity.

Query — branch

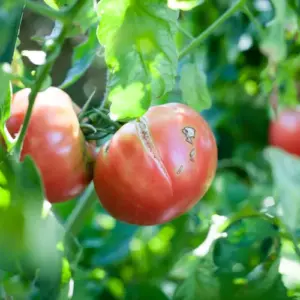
[64,183,97,237]
[25,1,66,22]
[179,0,248,59]
[242,5,265,38]
[13,0,88,158]
[177,24,194,40]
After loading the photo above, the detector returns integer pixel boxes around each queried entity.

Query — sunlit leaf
[60,26,100,89]
[168,0,204,11]
[11,49,25,88]
[97,0,178,120]
[44,0,73,10]
[179,62,212,112]
[0,148,45,273]
[265,147,300,231]
[0,149,78,298]
[260,0,287,63]
[72,0,98,35]
[0,65,11,128]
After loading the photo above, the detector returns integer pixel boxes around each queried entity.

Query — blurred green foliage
[1,0,300,299]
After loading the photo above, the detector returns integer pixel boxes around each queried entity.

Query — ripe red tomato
[93,103,218,225]
[6,87,95,203]
[269,109,300,156]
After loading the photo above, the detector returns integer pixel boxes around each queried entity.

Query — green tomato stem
[13,0,87,159]
[13,25,68,159]
[93,108,122,129]
[283,224,300,259]
[64,183,97,237]
[25,1,67,22]
[177,24,194,40]
[242,5,265,38]
[78,89,97,122]
[179,0,248,59]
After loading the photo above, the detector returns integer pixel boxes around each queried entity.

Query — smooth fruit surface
[93,103,218,225]
[6,87,95,203]
[269,109,300,157]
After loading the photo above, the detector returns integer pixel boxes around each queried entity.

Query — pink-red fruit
[93,103,218,225]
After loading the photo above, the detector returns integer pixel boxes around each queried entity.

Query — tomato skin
[269,109,300,156]
[93,103,217,225]
[6,87,95,203]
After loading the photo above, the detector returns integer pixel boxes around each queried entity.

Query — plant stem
[177,24,194,40]
[78,89,97,122]
[13,25,68,158]
[100,70,111,110]
[66,0,87,19]
[64,183,97,237]
[283,224,300,259]
[243,5,265,38]
[13,0,87,159]
[93,108,122,129]
[25,1,66,22]
[179,0,248,59]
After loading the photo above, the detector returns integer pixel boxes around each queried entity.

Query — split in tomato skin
[269,109,300,157]
[6,87,95,203]
[93,103,218,226]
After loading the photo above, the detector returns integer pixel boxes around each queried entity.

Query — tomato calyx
[78,108,121,141]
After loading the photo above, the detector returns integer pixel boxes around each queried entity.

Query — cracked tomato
[93,103,218,225]
[6,87,95,203]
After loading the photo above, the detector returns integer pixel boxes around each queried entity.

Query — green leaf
[174,255,219,300]
[212,171,250,215]
[71,0,98,36]
[214,216,281,300]
[260,0,287,63]
[149,214,208,278]
[0,0,25,64]
[180,62,212,111]
[125,283,169,300]
[214,216,280,277]
[168,0,204,11]
[265,147,300,231]
[0,65,11,128]
[218,258,286,300]
[97,0,178,120]
[278,240,300,298]
[0,149,77,299]
[92,221,138,266]
[60,26,100,89]
[0,148,44,273]
[44,0,73,10]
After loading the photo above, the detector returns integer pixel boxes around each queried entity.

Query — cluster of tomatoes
[4,87,300,226]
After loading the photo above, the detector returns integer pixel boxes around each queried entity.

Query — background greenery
[1,0,300,299]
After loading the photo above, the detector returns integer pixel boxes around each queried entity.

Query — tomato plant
[269,109,300,157]
[94,103,217,225]
[1,0,300,299]
[6,87,95,203]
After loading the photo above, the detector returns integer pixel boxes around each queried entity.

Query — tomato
[6,87,95,203]
[269,109,300,157]
[93,103,218,225]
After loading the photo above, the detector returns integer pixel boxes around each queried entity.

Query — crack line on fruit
[136,117,172,187]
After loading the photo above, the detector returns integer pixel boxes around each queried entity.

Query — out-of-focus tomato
[93,103,218,225]
[269,109,300,157]
[6,87,95,203]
